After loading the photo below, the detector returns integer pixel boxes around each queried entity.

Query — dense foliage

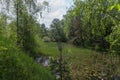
[49,18,67,42]
[0,36,55,80]
[0,0,55,80]
[60,0,120,53]
[0,0,120,80]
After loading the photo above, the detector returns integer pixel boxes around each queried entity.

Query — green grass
[39,42,59,57]
[39,40,98,57]
[39,41,120,80]
[0,36,55,80]
[1,35,120,80]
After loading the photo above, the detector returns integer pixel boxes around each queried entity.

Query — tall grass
[0,36,55,80]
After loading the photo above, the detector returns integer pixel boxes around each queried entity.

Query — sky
[0,0,73,27]
[38,0,74,27]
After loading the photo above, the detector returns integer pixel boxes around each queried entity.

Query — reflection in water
[36,56,61,79]
[36,56,50,67]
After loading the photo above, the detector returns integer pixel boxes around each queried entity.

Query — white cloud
[50,0,66,7]
[48,9,66,19]
[38,0,73,27]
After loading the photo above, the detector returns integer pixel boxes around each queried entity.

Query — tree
[0,0,49,56]
[106,3,120,54]
[63,0,119,51]
[50,18,67,42]
[40,23,48,38]
[0,13,8,37]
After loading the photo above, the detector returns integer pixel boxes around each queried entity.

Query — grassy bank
[39,41,120,80]
[0,37,55,80]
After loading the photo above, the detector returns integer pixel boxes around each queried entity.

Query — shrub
[42,36,51,42]
[0,37,55,80]
[106,24,120,54]
[0,50,55,80]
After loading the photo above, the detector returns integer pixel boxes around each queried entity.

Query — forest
[0,0,120,80]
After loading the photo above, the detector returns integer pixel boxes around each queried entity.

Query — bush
[106,24,120,54]
[0,37,55,80]
[0,50,55,80]
[42,36,51,42]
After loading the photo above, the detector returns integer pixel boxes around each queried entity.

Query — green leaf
[109,5,115,10]
[117,4,120,11]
